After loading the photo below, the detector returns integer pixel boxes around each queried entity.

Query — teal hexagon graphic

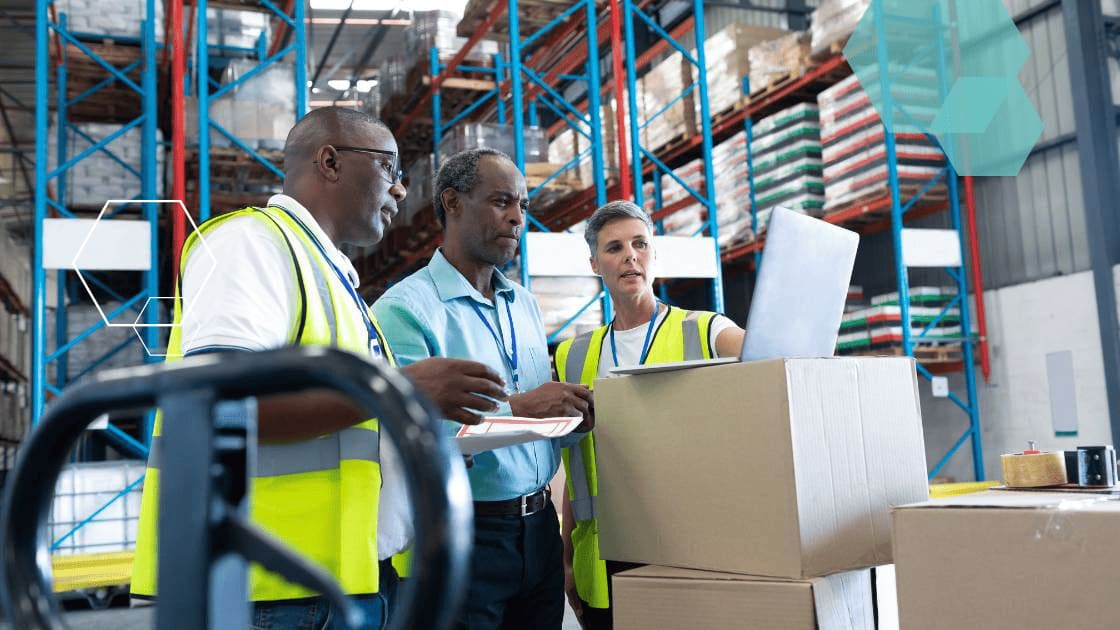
[842,0,1042,176]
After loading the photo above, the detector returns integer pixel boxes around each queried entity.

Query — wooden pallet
[748,66,809,99]
[850,344,964,363]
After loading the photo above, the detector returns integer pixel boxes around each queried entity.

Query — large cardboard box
[893,491,1120,630]
[612,565,874,630]
[594,358,928,578]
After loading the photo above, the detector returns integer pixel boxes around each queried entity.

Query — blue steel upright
[866,0,984,480]
[505,0,611,289]
[32,0,160,430]
[622,0,724,312]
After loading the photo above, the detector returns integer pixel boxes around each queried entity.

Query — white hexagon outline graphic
[71,199,216,358]
[132,296,184,358]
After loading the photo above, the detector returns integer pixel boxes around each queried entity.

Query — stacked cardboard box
[403,154,436,228]
[49,122,165,207]
[410,10,499,64]
[0,229,28,442]
[836,286,961,355]
[710,130,754,247]
[749,102,824,221]
[747,32,812,94]
[596,357,930,628]
[893,491,1120,629]
[819,72,945,213]
[697,23,788,115]
[810,0,872,59]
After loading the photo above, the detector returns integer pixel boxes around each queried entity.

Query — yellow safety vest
[132,206,395,601]
[554,306,715,609]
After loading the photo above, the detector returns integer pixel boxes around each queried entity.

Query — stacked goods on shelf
[54,0,165,41]
[533,277,604,343]
[48,123,165,208]
[836,287,962,359]
[658,158,705,237]
[710,130,754,248]
[747,32,811,95]
[818,72,945,214]
[0,233,28,444]
[206,6,270,52]
[411,10,499,64]
[696,23,788,116]
[402,154,436,228]
[49,460,146,555]
[206,59,296,151]
[638,52,697,151]
[546,99,622,189]
[748,102,824,228]
[457,0,605,40]
[809,0,872,59]
[438,122,548,163]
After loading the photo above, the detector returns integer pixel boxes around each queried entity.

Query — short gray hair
[433,147,513,225]
[584,200,655,254]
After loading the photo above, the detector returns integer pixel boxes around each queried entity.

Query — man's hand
[509,382,593,426]
[401,358,507,425]
[565,567,585,628]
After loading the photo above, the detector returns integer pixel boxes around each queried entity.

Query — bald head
[283,106,389,174]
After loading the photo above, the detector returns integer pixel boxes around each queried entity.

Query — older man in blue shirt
[372,147,594,629]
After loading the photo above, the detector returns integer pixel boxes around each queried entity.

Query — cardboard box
[612,565,873,630]
[892,491,1120,630]
[594,358,928,578]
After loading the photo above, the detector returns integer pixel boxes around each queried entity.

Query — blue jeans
[252,562,397,629]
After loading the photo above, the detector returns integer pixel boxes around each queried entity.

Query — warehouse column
[1063,0,1120,443]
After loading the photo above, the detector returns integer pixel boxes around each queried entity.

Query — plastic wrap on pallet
[750,121,821,158]
[438,123,548,163]
[809,0,871,59]
[534,277,604,342]
[206,6,270,51]
[410,10,499,64]
[823,162,944,209]
[747,32,811,96]
[754,102,819,137]
[47,122,165,207]
[54,0,165,42]
[638,52,697,151]
[50,460,146,555]
[692,23,788,115]
[207,59,296,152]
[404,154,436,227]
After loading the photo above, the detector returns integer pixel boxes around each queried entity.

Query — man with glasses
[132,107,507,628]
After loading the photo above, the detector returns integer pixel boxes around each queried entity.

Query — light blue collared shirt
[372,248,583,501]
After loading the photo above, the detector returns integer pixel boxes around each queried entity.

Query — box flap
[894,490,1120,510]
[616,565,807,584]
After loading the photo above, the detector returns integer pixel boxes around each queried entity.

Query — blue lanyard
[276,207,385,356]
[469,296,520,393]
[610,302,660,368]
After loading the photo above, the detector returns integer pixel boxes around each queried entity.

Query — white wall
[920,269,1112,481]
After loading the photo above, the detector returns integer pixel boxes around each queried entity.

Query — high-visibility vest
[132,206,394,601]
[554,306,715,609]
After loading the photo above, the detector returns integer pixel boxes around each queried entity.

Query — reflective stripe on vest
[566,439,596,522]
[146,426,380,476]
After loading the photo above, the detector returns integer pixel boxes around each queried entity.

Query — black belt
[474,487,551,517]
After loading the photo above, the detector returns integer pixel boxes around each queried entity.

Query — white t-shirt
[595,305,736,379]
[180,194,413,560]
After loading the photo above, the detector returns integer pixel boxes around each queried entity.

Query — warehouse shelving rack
[193,0,308,223]
[723,0,986,480]
[32,0,161,448]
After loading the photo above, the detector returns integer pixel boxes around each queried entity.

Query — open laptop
[611,207,859,375]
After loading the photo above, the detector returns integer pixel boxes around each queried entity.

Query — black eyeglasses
[332,146,404,184]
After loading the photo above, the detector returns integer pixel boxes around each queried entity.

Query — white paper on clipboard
[454,416,584,455]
